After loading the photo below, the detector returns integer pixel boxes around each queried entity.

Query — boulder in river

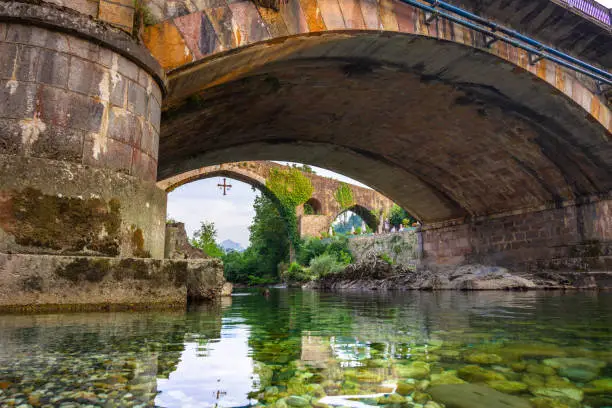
[428,384,531,408]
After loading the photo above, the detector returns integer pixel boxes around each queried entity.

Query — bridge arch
[333,205,380,234]
[157,29,611,225]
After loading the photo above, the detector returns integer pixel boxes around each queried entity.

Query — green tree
[334,182,355,211]
[191,221,224,258]
[389,204,416,227]
[222,195,290,284]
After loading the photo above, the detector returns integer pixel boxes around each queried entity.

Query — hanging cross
[217,177,232,195]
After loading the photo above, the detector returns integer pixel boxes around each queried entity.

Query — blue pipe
[396,0,612,86]
[421,0,611,81]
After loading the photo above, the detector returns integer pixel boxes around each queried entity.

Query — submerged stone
[397,361,430,380]
[430,372,466,386]
[457,365,506,383]
[486,380,528,394]
[558,367,597,383]
[465,353,503,365]
[529,397,572,408]
[396,381,416,396]
[286,396,311,407]
[428,384,531,408]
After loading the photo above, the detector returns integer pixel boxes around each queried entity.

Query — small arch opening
[303,198,322,215]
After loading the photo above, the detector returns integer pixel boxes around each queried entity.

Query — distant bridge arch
[158,161,395,238]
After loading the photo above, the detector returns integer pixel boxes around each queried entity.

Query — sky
[166,163,370,248]
[596,0,611,6]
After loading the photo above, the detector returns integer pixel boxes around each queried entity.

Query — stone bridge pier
[0,1,167,258]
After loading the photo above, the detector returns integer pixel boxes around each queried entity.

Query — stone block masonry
[0,2,167,258]
[0,253,226,311]
[422,198,612,272]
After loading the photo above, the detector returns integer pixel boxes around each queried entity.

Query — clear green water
[1,290,611,408]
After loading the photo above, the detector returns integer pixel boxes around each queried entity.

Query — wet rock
[558,367,597,382]
[286,396,310,407]
[526,364,557,376]
[465,353,503,365]
[397,361,430,380]
[430,371,466,386]
[531,386,583,402]
[429,384,531,408]
[375,393,406,404]
[486,380,528,394]
[584,377,612,394]
[529,397,572,408]
[396,381,416,396]
[457,365,506,383]
[412,391,431,404]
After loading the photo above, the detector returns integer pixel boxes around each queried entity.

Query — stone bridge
[158,160,395,237]
[0,0,611,277]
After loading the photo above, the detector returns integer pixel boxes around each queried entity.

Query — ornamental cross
[217,178,232,196]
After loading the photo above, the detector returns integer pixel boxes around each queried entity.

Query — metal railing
[402,0,612,87]
[562,0,611,26]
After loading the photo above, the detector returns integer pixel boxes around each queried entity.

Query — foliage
[324,235,353,265]
[222,195,290,284]
[284,236,353,283]
[297,236,328,266]
[303,203,315,215]
[191,221,224,258]
[380,253,394,265]
[334,182,355,211]
[267,168,314,208]
[389,204,416,227]
[309,254,345,278]
[291,164,316,174]
[283,262,311,283]
[266,168,314,248]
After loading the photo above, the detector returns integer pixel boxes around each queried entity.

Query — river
[0,290,611,407]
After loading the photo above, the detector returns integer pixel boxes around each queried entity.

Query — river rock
[542,358,605,372]
[584,377,612,394]
[558,367,597,383]
[428,384,531,408]
[465,353,503,365]
[397,361,430,380]
[396,381,416,396]
[287,396,310,407]
[486,380,528,394]
[529,397,572,408]
[457,365,506,383]
[430,371,466,386]
[531,386,583,402]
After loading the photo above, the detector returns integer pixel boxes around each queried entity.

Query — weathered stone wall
[422,198,612,271]
[0,23,161,181]
[45,0,135,33]
[0,155,167,258]
[0,5,167,258]
[349,232,419,268]
[299,215,331,238]
[164,222,207,259]
[0,253,226,310]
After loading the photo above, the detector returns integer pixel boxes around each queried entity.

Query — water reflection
[0,290,610,407]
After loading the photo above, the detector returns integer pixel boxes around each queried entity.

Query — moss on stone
[56,258,111,283]
[6,188,122,256]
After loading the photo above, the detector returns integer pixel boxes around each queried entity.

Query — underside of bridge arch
[159,32,612,225]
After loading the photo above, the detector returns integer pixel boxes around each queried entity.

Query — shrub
[309,254,345,278]
[297,237,327,266]
[325,236,354,265]
[379,253,393,265]
[283,262,311,283]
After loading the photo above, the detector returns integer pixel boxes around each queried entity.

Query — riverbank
[304,255,612,291]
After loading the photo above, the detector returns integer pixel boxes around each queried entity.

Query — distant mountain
[220,239,245,253]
